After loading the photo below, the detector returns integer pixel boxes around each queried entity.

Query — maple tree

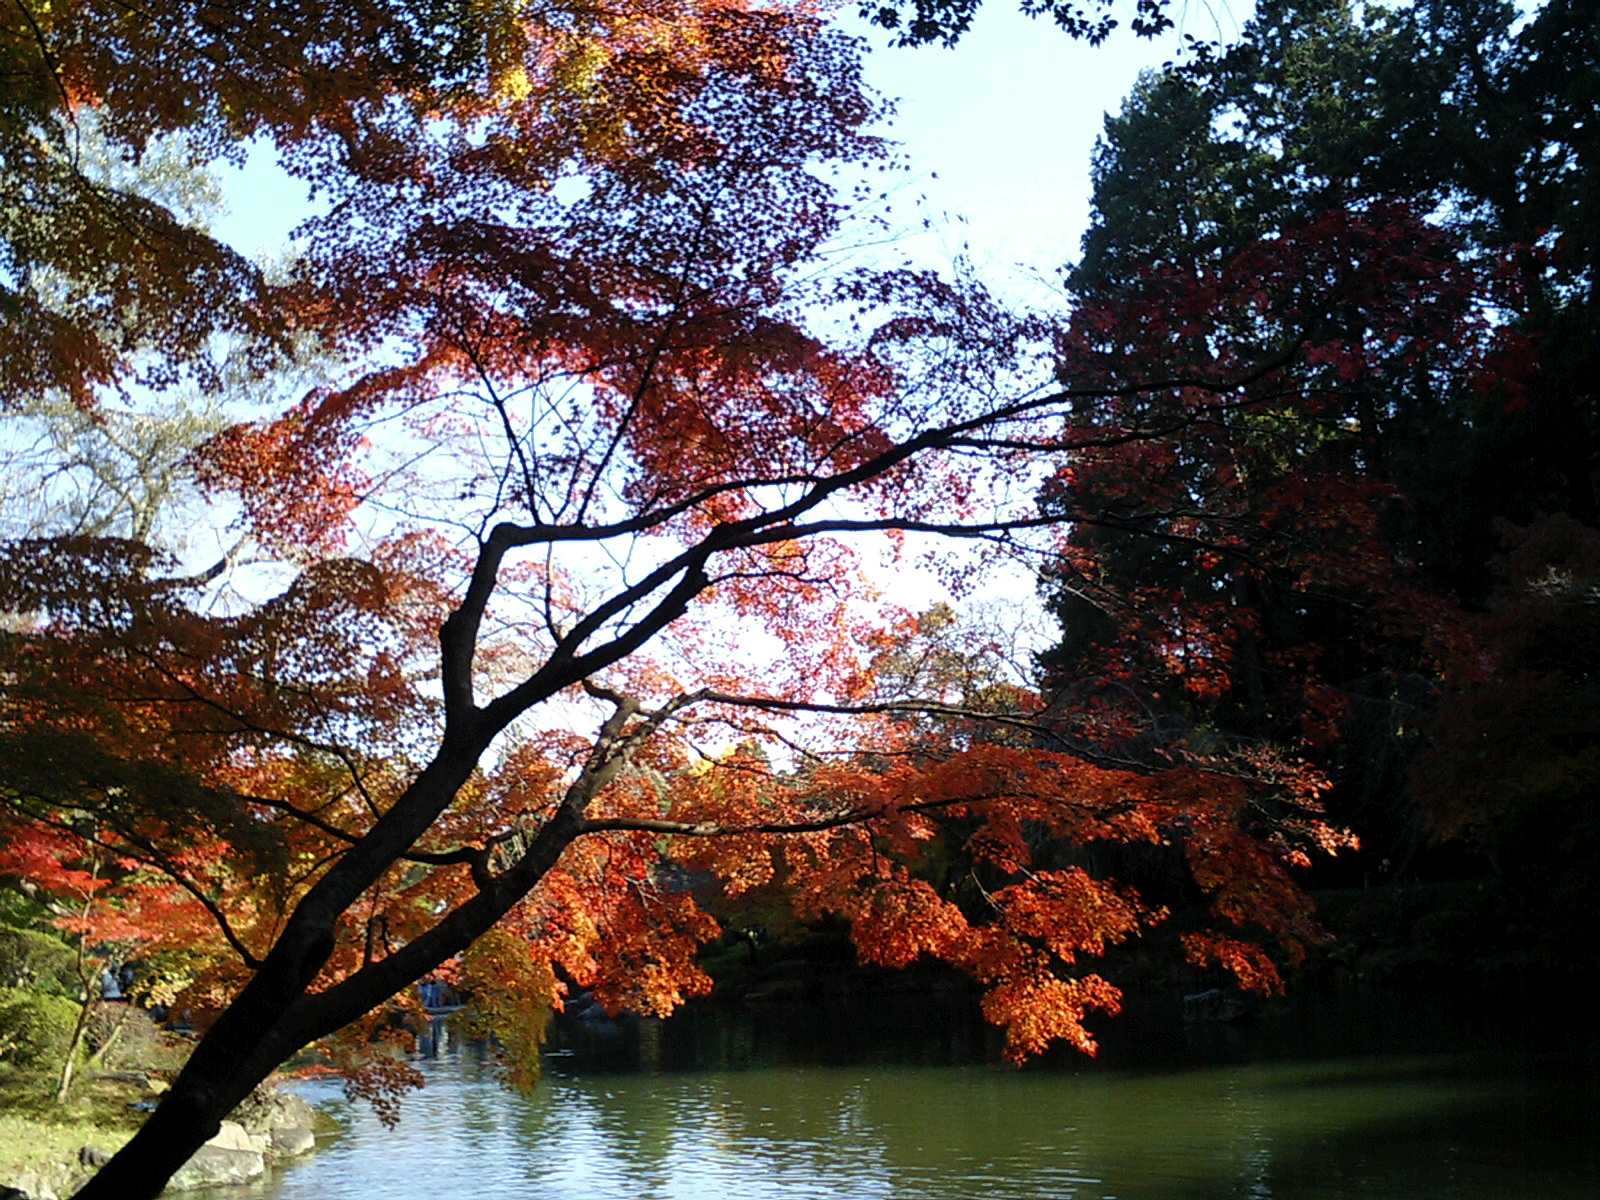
[0,831,185,1104]
[4,1,1578,1198]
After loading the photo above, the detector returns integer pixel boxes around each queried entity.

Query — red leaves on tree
[0,11,1446,1191]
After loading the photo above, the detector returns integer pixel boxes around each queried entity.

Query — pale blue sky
[841,5,1249,298]
[212,5,1252,300]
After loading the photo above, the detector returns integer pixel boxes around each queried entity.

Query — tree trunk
[68,641,642,1196]
[69,1032,293,1200]
[59,861,101,1105]
[69,936,329,1199]
[85,1003,133,1072]
[69,742,591,1197]
[68,886,546,1198]
[54,992,93,1105]
[68,757,475,1196]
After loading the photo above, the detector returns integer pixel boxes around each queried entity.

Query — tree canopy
[861,0,1174,47]
[2,1,1593,1197]
[1038,0,1599,963]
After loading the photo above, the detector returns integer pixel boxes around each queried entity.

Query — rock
[164,1145,265,1192]
[269,1125,316,1158]
[231,1083,315,1137]
[206,1121,269,1155]
[77,1146,112,1169]
[0,1171,58,1200]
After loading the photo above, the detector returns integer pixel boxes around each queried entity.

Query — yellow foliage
[458,929,558,1094]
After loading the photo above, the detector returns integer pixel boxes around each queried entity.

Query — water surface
[228,999,1599,1199]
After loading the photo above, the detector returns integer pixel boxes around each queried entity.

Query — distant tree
[1036,0,1599,869]
[1411,516,1600,969]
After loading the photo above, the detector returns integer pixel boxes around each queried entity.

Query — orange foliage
[0,9,1385,1190]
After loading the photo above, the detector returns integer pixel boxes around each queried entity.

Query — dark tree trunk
[71,1026,297,1199]
[67,717,610,1197]
[70,542,697,1197]
[70,745,495,1198]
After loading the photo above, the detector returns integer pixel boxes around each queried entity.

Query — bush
[0,986,78,1076]
[0,925,80,998]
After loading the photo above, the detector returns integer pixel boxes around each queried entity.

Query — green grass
[0,1076,141,1188]
[0,1111,132,1173]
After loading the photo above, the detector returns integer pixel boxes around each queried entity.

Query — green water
[233,1000,1599,1199]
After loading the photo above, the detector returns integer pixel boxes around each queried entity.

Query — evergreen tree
[1038,0,1599,883]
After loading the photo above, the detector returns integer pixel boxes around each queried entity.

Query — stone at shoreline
[207,1121,270,1156]
[165,1145,265,1192]
[0,1172,56,1200]
[161,1088,321,1190]
[269,1126,315,1158]
[231,1085,316,1147]
[2,1079,330,1199]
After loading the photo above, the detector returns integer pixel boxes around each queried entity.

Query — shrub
[0,925,80,998]
[0,986,78,1076]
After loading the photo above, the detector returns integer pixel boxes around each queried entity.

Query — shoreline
[0,1077,336,1200]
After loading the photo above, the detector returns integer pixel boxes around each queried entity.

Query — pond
[222,993,1599,1200]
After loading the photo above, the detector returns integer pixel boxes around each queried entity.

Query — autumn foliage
[4,0,1593,1197]
[1038,0,1599,979]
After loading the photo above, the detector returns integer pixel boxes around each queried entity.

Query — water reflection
[228,1000,1598,1200]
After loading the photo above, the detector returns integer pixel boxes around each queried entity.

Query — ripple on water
[243,1048,1597,1200]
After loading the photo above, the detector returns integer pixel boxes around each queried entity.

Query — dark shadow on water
[281,986,1600,1200]
[1148,1080,1600,1200]
[1254,1052,1578,1092]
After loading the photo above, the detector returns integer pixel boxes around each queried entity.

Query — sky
[829,5,1252,619]
[212,4,1253,301]
[840,5,1250,297]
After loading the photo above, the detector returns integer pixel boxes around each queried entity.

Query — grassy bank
[0,1075,144,1197]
